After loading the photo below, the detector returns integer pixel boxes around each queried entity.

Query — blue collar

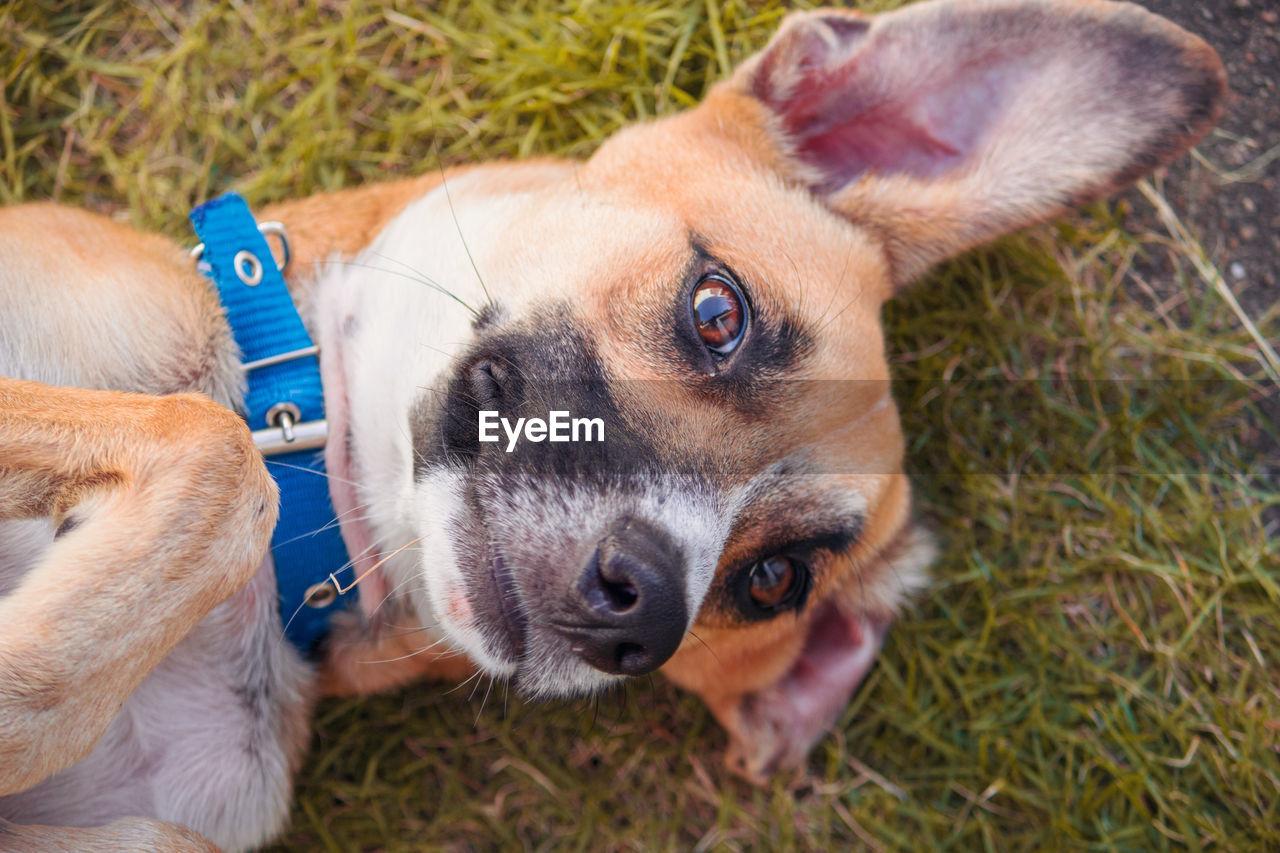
[190,192,355,658]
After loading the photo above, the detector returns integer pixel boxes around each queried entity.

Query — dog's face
[407,121,921,707]
[341,0,1221,779]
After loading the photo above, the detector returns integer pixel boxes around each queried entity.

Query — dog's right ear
[708,0,1225,285]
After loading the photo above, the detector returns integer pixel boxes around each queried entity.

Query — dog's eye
[691,274,747,355]
[748,556,801,610]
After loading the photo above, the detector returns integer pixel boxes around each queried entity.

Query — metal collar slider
[244,347,330,457]
[252,413,328,457]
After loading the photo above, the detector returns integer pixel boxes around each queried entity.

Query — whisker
[446,667,486,697]
[370,567,433,619]
[377,622,439,639]
[686,628,721,665]
[330,535,428,596]
[268,506,378,550]
[358,633,453,665]
[475,675,496,726]
[264,458,361,489]
[438,164,493,308]
[324,258,479,318]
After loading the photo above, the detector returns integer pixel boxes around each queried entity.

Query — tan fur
[260,160,576,288]
[0,816,219,852]
[317,620,475,697]
[0,0,1224,845]
[261,173,450,283]
[0,206,242,401]
[0,380,276,796]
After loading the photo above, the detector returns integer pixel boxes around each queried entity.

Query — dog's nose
[568,516,688,677]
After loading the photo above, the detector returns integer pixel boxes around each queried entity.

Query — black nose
[567,516,688,677]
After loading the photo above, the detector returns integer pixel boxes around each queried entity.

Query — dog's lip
[484,541,528,662]
[327,427,386,615]
[316,331,388,621]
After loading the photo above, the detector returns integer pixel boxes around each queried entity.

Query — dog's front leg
[0,378,277,796]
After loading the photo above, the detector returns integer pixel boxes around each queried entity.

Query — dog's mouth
[314,313,393,623]
[484,542,528,664]
[327,432,388,621]
[443,480,699,699]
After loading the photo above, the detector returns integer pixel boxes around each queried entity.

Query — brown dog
[0,0,1223,849]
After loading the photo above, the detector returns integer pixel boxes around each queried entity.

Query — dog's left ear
[711,0,1225,284]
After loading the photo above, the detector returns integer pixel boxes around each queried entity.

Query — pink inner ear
[774,601,887,732]
[793,98,966,192]
[727,602,888,780]
[758,20,1025,191]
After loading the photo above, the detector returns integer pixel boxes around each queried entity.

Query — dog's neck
[264,169,544,692]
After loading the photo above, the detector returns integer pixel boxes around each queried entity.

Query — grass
[3,0,1277,849]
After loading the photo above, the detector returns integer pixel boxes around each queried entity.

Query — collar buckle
[253,417,329,456]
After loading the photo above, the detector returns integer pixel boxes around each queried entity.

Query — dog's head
[340,0,1221,780]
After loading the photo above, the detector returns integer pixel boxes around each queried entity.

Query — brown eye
[748,556,798,610]
[691,274,747,355]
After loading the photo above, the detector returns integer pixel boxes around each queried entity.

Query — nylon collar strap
[190,192,354,657]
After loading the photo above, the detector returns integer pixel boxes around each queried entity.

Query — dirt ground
[1135,0,1279,316]
[1136,0,1279,508]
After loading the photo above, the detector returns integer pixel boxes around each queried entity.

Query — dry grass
[3,0,1277,849]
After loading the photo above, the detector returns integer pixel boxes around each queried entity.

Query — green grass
[4,1,1277,849]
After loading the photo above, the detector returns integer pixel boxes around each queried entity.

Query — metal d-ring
[189,221,291,274]
[303,581,338,608]
[257,221,291,274]
[234,250,264,286]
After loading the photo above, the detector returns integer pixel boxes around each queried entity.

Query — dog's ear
[716,0,1225,284]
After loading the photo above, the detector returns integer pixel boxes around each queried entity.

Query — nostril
[584,555,640,614]
[615,642,648,674]
[467,358,507,407]
[601,574,638,612]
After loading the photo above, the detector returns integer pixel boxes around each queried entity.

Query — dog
[0,0,1223,849]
